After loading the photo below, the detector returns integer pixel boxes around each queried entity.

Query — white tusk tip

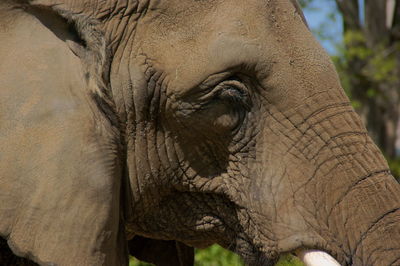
[295,249,341,266]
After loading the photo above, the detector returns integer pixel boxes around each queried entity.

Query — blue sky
[301,0,367,54]
[302,1,343,54]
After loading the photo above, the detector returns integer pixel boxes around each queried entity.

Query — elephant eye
[191,77,252,133]
[213,79,251,110]
[171,75,252,134]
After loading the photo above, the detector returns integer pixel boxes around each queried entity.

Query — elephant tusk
[295,249,341,266]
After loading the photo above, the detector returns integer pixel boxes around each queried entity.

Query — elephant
[1,0,400,265]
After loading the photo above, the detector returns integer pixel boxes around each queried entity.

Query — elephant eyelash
[181,74,252,113]
[209,79,252,110]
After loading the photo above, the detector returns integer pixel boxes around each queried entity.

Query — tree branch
[364,0,389,45]
[335,0,360,31]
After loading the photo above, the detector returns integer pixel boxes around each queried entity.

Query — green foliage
[298,0,313,8]
[129,245,304,266]
[367,49,398,83]
[129,256,153,266]
[343,31,398,85]
[388,158,400,180]
[332,29,399,104]
[276,254,304,266]
[342,31,371,60]
[195,245,243,266]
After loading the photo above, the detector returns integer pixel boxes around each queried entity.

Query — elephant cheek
[247,155,287,206]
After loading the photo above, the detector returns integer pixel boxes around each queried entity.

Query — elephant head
[1,0,400,265]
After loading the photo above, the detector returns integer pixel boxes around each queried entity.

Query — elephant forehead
[138,0,282,93]
[135,0,335,108]
[163,35,269,96]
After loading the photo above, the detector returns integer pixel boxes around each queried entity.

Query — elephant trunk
[329,169,400,265]
[258,90,400,265]
[305,123,400,264]
[291,151,400,265]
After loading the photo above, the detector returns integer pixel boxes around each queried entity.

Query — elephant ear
[128,236,194,266]
[0,3,127,265]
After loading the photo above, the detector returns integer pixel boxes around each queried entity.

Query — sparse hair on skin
[54,7,112,96]
[40,4,121,129]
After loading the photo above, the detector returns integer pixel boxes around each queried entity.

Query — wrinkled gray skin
[1,0,400,265]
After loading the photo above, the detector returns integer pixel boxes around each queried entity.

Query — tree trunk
[334,0,400,161]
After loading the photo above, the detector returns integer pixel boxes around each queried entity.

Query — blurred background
[131,0,400,265]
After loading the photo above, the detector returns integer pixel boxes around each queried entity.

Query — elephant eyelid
[194,71,245,96]
[215,80,248,101]
[198,72,236,90]
[199,79,251,109]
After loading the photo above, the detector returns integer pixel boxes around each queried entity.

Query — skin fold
[0,0,400,265]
